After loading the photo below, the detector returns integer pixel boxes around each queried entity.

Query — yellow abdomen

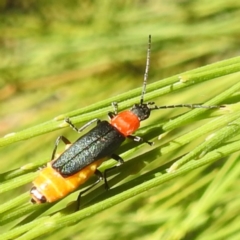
[31,159,104,203]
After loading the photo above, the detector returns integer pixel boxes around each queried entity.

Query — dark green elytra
[52,121,126,176]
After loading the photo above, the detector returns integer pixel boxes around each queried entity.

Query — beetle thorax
[110,110,140,136]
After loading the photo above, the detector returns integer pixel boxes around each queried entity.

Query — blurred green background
[1,1,240,239]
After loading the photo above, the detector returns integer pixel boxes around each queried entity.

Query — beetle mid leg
[103,153,124,190]
[127,135,153,146]
[65,118,101,133]
[76,169,103,210]
[51,136,72,160]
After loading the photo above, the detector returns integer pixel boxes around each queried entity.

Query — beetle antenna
[150,103,223,111]
[140,35,151,105]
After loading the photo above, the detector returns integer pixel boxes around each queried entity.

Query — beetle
[30,35,222,207]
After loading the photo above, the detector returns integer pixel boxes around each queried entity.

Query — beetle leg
[108,102,119,119]
[127,135,153,146]
[65,118,101,133]
[103,153,124,190]
[51,136,71,160]
[111,101,118,115]
[76,169,103,210]
[108,112,116,119]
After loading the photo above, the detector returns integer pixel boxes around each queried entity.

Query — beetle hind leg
[76,169,103,210]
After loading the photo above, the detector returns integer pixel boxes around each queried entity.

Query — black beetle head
[130,103,153,121]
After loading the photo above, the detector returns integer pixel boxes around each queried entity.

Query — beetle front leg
[127,135,153,146]
[108,102,119,119]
